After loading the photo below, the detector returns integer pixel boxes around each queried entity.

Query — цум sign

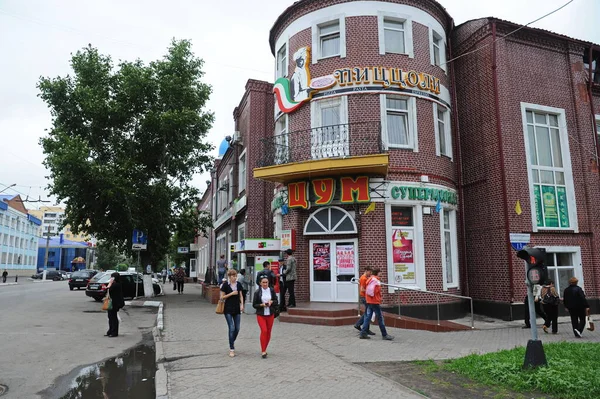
[509,233,531,251]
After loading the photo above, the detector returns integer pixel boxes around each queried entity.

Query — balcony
[254,121,389,183]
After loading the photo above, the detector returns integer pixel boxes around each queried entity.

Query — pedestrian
[217,254,228,284]
[541,280,560,334]
[563,277,590,338]
[278,258,287,312]
[237,269,250,302]
[174,266,186,294]
[2,269,7,283]
[354,266,375,335]
[167,268,173,283]
[522,284,546,328]
[161,268,167,284]
[283,249,297,309]
[359,268,394,340]
[253,277,278,358]
[256,261,276,287]
[105,272,125,338]
[221,269,244,357]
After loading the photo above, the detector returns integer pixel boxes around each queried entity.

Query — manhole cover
[0,384,8,396]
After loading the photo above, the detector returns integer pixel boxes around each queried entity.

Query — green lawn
[443,342,600,399]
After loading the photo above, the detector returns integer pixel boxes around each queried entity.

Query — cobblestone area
[158,285,599,399]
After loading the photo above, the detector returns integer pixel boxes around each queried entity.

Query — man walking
[522,283,546,329]
[354,266,375,336]
[2,269,7,283]
[283,249,297,309]
[174,266,186,294]
[161,268,167,284]
[256,261,276,288]
[563,277,590,338]
[359,269,394,341]
[217,255,228,284]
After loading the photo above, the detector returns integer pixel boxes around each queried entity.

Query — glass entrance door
[310,239,358,302]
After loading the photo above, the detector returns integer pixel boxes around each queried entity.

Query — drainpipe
[588,46,600,164]
[447,26,470,297]
[491,20,515,305]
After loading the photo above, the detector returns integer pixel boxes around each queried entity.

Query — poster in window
[313,243,331,271]
[556,187,570,228]
[336,244,355,275]
[533,185,543,227]
[391,207,413,227]
[542,185,559,228]
[391,229,415,284]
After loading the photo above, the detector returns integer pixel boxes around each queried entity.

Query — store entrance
[309,239,358,302]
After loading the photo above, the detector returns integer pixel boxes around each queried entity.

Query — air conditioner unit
[233,131,241,143]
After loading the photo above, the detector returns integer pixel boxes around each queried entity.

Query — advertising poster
[542,185,559,228]
[336,244,355,275]
[391,229,415,284]
[313,243,331,270]
[556,187,570,228]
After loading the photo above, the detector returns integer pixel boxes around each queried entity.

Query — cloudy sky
[0,0,598,209]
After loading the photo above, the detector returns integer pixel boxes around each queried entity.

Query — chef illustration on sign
[290,47,310,103]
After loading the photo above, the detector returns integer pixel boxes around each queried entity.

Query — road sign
[177,247,190,254]
[132,229,148,250]
[510,233,530,251]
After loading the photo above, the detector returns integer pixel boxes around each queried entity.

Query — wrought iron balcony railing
[258,121,384,168]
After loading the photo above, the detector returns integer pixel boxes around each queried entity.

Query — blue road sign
[132,229,148,250]
[509,233,530,252]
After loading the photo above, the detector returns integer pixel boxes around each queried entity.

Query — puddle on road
[41,343,156,399]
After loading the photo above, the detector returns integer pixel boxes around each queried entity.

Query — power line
[441,0,575,68]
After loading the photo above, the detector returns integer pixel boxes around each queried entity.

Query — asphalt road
[0,279,157,399]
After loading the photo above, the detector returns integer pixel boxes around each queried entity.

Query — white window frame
[429,28,447,72]
[310,96,349,158]
[236,223,246,271]
[228,169,234,203]
[541,246,583,293]
[377,12,414,58]
[440,208,459,290]
[521,103,578,232]
[276,43,287,78]
[595,115,600,155]
[275,114,289,164]
[238,149,247,193]
[311,15,346,63]
[380,94,418,151]
[433,103,452,159]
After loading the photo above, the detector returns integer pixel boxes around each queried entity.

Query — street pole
[523,265,547,368]
[42,225,51,280]
[135,250,140,299]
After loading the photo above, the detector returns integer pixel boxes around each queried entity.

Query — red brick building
[201,0,600,320]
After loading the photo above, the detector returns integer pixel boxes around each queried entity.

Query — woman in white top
[252,277,278,358]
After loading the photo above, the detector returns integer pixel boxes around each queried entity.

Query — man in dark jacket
[256,261,276,287]
[563,277,590,338]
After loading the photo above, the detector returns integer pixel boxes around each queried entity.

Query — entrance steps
[279,302,472,332]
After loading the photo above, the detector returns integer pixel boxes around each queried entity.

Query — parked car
[31,270,64,281]
[68,270,98,290]
[85,272,163,302]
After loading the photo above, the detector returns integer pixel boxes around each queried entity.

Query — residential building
[29,206,91,242]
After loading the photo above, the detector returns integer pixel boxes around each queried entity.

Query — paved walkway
[158,284,599,399]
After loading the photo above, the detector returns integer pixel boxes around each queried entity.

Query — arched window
[303,206,357,235]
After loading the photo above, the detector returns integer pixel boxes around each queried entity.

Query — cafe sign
[288,176,370,209]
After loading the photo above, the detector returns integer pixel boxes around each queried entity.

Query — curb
[0,283,18,286]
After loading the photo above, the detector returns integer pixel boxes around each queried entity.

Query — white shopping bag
[371,313,376,323]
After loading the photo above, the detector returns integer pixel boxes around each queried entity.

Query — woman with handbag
[541,280,560,334]
[105,272,125,337]
[252,277,279,358]
[220,269,244,357]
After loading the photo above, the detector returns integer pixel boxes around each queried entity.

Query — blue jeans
[224,313,241,350]
[355,297,366,328]
[361,304,388,337]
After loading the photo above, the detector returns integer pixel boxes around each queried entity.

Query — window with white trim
[275,114,289,164]
[381,95,417,150]
[440,209,458,289]
[434,103,452,158]
[228,169,234,203]
[543,248,582,296]
[238,151,246,193]
[276,44,287,78]
[311,96,349,158]
[430,29,446,72]
[595,115,600,148]
[522,104,577,230]
[383,18,405,54]
[318,21,340,58]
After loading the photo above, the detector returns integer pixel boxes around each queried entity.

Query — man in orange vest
[354,267,375,335]
[359,268,394,340]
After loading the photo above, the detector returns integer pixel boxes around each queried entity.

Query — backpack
[542,290,559,306]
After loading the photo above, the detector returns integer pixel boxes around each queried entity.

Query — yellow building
[28,206,91,242]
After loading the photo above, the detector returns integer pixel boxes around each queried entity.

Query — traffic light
[517,246,547,285]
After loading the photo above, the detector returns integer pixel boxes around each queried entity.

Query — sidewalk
[157,285,599,399]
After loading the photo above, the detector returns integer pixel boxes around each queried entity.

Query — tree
[95,242,124,270]
[169,208,212,267]
[38,40,214,267]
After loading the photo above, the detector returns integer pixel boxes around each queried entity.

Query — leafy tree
[38,40,214,267]
[169,208,212,267]
[95,242,124,270]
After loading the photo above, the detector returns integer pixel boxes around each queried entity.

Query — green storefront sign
[390,185,458,205]
[534,184,569,228]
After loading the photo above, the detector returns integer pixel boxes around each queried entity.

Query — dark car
[31,270,64,281]
[68,270,98,290]
[85,272,163,302]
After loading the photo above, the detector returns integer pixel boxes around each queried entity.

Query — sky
[0,0,598,209]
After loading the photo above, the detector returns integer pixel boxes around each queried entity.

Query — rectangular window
[441,209,458,289]
[382,95,416,149]
[595,115,600,151]
[432,32,441,66]
[311,97,349,159]
[434,103,452,158]
[383,18,405,54]
[319,21,340,58]
[523,105,576,230]
[543,248,582,296]
[390,207,416,285]
[276,43,287,78]
[238,151,246,193]
[430,29,446,71]
[228,169,234,203]
[275,115,289,164]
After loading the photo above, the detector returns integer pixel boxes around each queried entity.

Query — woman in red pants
[252,277,278,358]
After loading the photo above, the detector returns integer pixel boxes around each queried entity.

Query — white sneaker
[574,329,582,338]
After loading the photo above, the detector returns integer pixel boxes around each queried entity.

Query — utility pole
[42,225,51,280]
